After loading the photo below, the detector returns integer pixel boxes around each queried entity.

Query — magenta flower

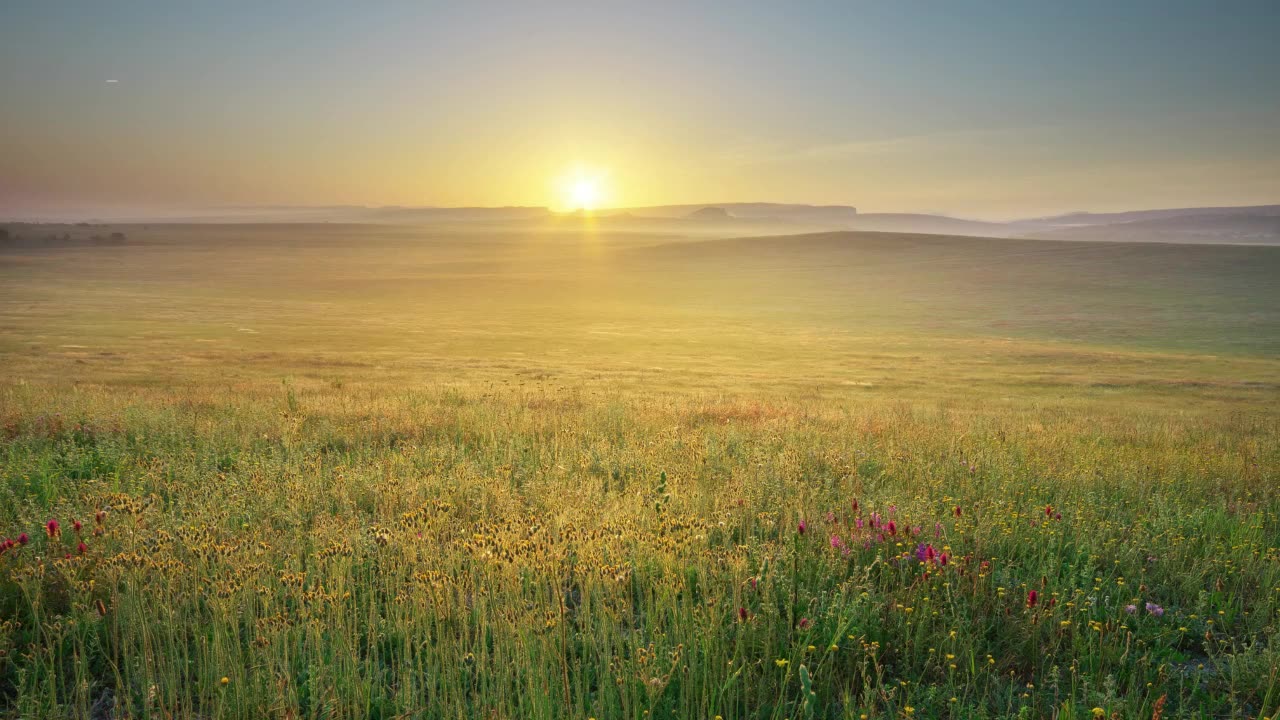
[45,519,60,538]
[797,617,811,630]
[830,535,844,550]
[17,533,29,546]
[797,519,807,535]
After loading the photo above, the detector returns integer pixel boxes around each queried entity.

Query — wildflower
[220,677,230,686]
[749,576,758,590]
[775,658,789,667]
[904,706,914,715]
[17,533,29,546]
[826,511,835,524]
[851,498,859,513]
[934,522,942,538]
[1027,590,1038,608]
[738,607,748,622]
[1145,602,1164,617]
[1125,604,1137,614]
[797,617,811,630]
[887,520,897,536]
[73,519,82,533]
[797,519,807,535]
[1045,504,1053,518]
[954,505,962,517]
[77,541,88,555]
[46,518,61,538]
[855,517,864,529]
[830,535,844,551]
[95,510,106,525]
[939,553,949,566]
[1091,709,1105,719]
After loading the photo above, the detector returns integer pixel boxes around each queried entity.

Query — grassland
[1,222,1278,719]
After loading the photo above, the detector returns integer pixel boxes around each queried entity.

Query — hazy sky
[2,1,1279,219]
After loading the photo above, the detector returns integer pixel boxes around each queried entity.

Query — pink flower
[1027,590,1038,608]
[797,519,807,535]
[830,535,844,550]
[886,520,897,536]
[797,617,811,630]
[825,511,835,524]
[855,517,864,529]
[1125,604,1137,614]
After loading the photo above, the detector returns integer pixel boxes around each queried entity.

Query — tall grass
[1,381,1276,718]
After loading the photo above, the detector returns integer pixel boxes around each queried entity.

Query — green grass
[0,223,1278,718]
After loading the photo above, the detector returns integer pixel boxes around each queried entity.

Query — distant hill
[1013,204,1280,230]
[1028,213,1280,245]
[620,203,858,223]
[846,213,1016,237]
[686,206,733,220]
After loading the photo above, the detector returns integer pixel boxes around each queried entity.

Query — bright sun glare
[570,179,600,210]
[560,170,608,212]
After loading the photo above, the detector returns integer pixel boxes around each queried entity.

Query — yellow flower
[775,658,789,667]
[220,677,229,686]
[1091,709,1105,718]
[904,707,915,715]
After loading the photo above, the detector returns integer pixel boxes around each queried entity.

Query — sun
[570,178,601,211]
[558,169,609,212]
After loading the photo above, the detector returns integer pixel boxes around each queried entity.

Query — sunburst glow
[559,170,609,212]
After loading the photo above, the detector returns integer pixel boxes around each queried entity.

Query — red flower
[738,607,748,622]
[851,498,859,513]
[17,533,29,546]
[887,520,897,536]
[954,505,963,517]
[73,519,83,533]
[45,519,60,538]
[77,542,88,555]
[95,510,106,525]
[1045,505,1053,518]
[1027,590,1038,608]
[797,617,811,630]
[939,552,949,566]
[797,520,807,535]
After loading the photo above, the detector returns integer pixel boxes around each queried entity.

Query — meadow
[1,222,1278,719]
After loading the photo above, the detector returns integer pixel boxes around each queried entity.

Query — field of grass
[1,223,1278,719]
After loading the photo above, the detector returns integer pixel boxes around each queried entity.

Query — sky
[2,1,1279,220]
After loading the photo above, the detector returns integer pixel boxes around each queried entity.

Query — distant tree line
[0,225,126,248]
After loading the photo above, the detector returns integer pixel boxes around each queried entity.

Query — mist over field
[3,2,1280,719]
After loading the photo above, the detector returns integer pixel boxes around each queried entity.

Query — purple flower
[1125,604,1137,614]
[1145,602,1164,617]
